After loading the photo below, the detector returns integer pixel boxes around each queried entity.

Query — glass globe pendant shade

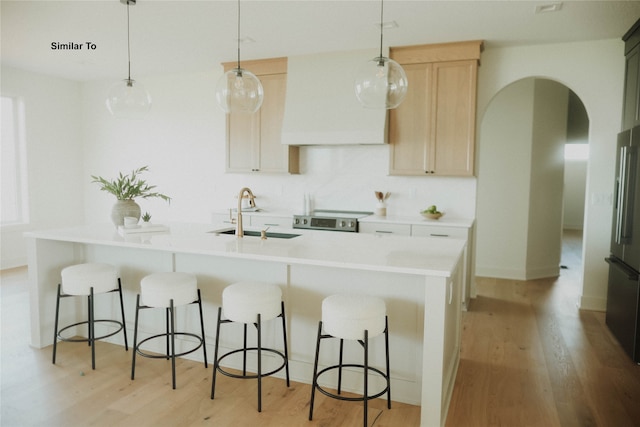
[215,68,264,114]
[106,79,152,119]
[354,56,408,109]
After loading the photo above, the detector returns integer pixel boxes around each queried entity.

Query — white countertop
[26,222,466,278]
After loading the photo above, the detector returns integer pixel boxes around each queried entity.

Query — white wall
[562,90,589,230]
[476,78,534,278]
[80,70,478,225]
[0,66,84,269]
[476,39,625,310]
[563,159,587,230]
[477,78,567,280]
[526,79,567,279]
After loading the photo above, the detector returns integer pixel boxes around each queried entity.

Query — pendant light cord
[378,0,384,59]
[126,1,132,81]
[236,0,241,70]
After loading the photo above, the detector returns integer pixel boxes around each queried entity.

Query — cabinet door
[623,44,640,130]
[389,63,432,175]
[224,57,299,174]
[359,222,411,236]
[412,224,468,239]
[226,104,259,172]
[257,73,290,173]
[249,215,292,228]
[431,60,477,176]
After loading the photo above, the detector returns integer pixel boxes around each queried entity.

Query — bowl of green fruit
[421,205,444,220]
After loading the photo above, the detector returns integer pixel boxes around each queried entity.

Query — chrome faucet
[236,187,256,238]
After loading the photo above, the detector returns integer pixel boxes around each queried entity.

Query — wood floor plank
[447,232,640,427]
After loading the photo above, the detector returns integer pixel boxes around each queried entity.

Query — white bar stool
[52,262,128,370]
[210,281,290,412]
[309,293,391,427]
[131,272,208,389]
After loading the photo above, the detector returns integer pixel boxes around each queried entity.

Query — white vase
[375,202,387,217]
[111,200,141,226]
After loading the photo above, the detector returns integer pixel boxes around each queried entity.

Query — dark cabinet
[623,19,640,130]
[605,256,640,363]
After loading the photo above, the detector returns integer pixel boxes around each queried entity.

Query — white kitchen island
[26,223,466,427]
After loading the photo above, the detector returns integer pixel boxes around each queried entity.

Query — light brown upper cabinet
[389,41,483,176]
[223,57,299,174]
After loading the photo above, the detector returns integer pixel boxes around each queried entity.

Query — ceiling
[2,0,639,82]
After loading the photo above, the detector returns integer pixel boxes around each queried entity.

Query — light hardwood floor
[447,230,640,427]
[2,230,639,426]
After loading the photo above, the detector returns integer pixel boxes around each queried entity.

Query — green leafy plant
[141,212,152,222]
[91,166,171,202]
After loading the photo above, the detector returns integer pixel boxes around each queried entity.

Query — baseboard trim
[475,265,560,281]
[578,295,606,312]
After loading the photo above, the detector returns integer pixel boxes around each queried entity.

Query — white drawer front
[250,215,292,229]
[358,222,411,236]
[412,225,468,239]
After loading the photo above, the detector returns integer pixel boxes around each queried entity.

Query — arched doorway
[475,77,589,281]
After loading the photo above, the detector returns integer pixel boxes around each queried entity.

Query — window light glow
[564,143,589,161]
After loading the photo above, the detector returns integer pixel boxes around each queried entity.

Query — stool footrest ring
[314,363,390,402]
[57,319,124,343]
[216,347,287,379]
[135,332,204,359]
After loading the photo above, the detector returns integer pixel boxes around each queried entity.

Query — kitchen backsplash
[211,144,477,219]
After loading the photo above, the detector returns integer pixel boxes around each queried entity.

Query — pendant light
[354,0,408,109]
[215,0,264,114]
[106,0,151,119]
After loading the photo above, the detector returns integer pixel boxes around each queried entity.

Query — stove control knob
[294,218,300,225]
[303,219,308,225]
[349,221,355,228]
[340,221,346,228]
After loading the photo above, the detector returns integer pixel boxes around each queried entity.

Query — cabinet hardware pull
[430,234,449,237]
[375,230,393,234]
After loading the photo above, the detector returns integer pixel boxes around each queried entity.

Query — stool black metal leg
[165,308,170,360]
[242,323,248,376]
[309,320,323,421]
[257,312,262,413]
[170,299,176,389]
[117,278,129,350]
[363,329,369,427]
[131,294,141,380]
[52,284,62,365]
[210,298,289,412]
[90,287,96,370]
[87,295,92,348]
[385,316,391,409]
[338,338,344,394]
[280,301,290,386]
[196,289,208,368]
[211,306,222,399]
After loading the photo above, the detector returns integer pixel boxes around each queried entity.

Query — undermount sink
[211,229,301,239]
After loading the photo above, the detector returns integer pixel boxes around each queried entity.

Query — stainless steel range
[293,210,372,232]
